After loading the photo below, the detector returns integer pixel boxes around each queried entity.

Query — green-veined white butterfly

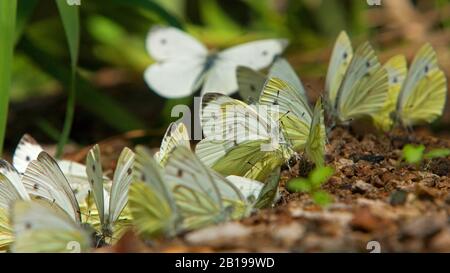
[396,44,447,127]
[154,122,190,166]
[144,26,288,98]
[85,145,135,242]
[13,134,92,203]
[257,58,326,166]
[372,55,408,131]
[196,92,293,182]
[131,145,265,234]
[325,31,389,123]
[11,200,91,253]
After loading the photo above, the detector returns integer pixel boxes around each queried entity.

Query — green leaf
[309,166,334,188]
[15,0,38,44]
[312,190,332,207]
[425,148,450,159]
[287,178,312,193]
[55,0,80,69]
[0,0,18,155]
[55,0,80,158]
[402,144,425,164]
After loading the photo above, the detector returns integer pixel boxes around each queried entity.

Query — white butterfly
[85,145,135,240]
[144,26,288,98]
[12,134,91,203]
[11,200,91,253]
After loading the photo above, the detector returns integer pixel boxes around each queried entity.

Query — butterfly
[5,152,90,252]
[325,31,389,123]
[372,55,408,132]
[257,58,326,166]
[196,92,293,182]
[395,44,447,127]
[85,145,135,243]
[11,200,91,253]
[144,26,288,98]
[154,122,191,167]
[131,145,265,235]
[0,160,30,249]
[13,134,92,203]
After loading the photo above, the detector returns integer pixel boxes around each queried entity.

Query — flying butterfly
[144,26,288,98]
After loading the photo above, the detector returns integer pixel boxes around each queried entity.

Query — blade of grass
[0,0,18,155]
[15,0,38,44]
[55,0,79,158]
[19,35,146,132]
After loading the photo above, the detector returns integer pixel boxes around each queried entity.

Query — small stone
[185,222,252,247]
[352,180,374,194]
[389,190,408,206]
[273,222,305,246]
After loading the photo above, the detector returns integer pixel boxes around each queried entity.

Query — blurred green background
[5,0,450,153]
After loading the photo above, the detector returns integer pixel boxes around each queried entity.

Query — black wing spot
[262,50,268,56]
[177,169,183,178]
[160,38,167,45]
[250,85,256,92]
[33,184,39,190]
[127,168,132,175]
[90,179,94,185]
[366,61,371,68]
[141,173,146,181]
[92,164,96,172]
[343,52,348,59]
[424,65,429,73]
[25,156,30,162]
[25,222,32,229]
[393,77,398,83]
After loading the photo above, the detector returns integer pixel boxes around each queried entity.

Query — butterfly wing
[225,175,263,204]
[260,77,312,151]
[201,39,288,95]
[236,66,267,103]
[154,122,190,166]
[372,55,407,131]
[85,145,105,225]
[108,147,135,225]
[22,152,81,223]
[57,160,91,203]
[398,44,447,126]
[11,200,90,253]
[0,160,29,202]
[12,134,44,174]
[335,42,388,122]
[128,182,177,238]
[144,26,208,98]
[325,31,353,111]
[305,98,326,167]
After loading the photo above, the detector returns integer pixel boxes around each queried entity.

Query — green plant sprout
[287,166,334,207]
[402,144,450,166]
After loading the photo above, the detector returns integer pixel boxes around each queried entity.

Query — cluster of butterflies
[0,126,278,253]
[0,27,446,253]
